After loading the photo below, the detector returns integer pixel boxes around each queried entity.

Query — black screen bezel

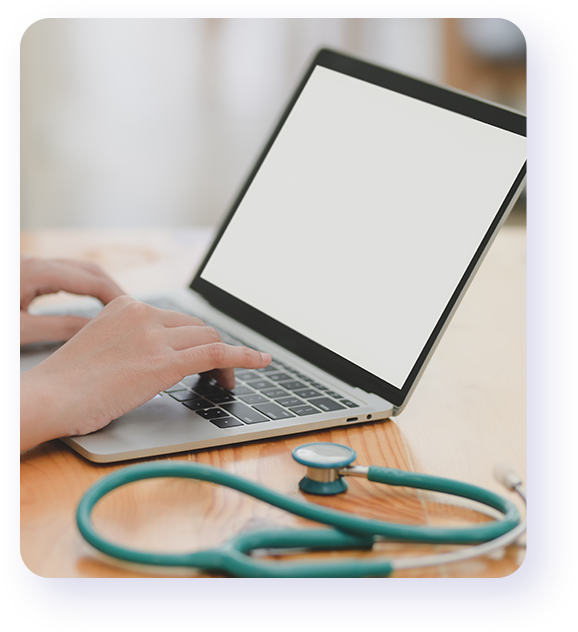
[191,48,527,408]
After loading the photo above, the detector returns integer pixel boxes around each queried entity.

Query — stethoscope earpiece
[292,442,357,496]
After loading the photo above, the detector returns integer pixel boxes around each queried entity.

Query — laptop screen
[194,52,526,405]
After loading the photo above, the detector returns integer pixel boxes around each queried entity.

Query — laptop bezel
[190,48,527,409]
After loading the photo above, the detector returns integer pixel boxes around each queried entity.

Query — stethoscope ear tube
[390,483,526,572]
[76,458,524,577]
[367,466,520,543]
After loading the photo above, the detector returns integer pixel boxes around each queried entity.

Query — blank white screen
[202,67,526,389]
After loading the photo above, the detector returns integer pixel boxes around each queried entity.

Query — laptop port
[346,417,358,422]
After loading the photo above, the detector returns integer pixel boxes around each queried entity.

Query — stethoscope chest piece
[292,442,357,495]
[76,441,525,577]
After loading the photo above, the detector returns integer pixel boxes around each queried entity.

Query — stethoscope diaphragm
[292,442,357,495]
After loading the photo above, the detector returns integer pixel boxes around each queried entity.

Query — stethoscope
[77,442,526,577]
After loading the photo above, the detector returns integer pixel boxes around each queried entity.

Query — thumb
[21,312,91,345]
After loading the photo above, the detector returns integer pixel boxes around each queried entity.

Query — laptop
[20,49,527,463]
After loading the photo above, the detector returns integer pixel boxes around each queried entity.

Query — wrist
[20,366,69,451]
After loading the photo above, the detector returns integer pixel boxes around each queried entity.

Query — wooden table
[20,223,526,578]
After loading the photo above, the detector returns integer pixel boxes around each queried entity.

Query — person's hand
[20,256,125,345]
[20,296,271,451]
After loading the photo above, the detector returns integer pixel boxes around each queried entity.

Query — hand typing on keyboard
[20,269,272,451]
[20,255,125,345]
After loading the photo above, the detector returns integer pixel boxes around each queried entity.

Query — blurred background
[20,18,526,231]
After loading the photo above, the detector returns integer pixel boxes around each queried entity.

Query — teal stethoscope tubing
[77,461,521,578]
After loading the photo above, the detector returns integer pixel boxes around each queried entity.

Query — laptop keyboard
[145,298,361,429]
[46,296,361,429]
[165,360,361,429]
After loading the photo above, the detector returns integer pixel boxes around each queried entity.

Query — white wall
[20,18,445,229]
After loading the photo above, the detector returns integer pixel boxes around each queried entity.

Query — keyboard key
[236,370,261,382]
[220,402,269,424]
[278,380,308,391]
[308,397,346,412]
[293,388,322,399]
[169,389,199,402]
[266,372,294,382]
[326,391,344,399]
[182,398,212,411]
[205,392,237,404]
[164,384,187,393]
[239,393,269,404]
[245,379,276,391]
[275,396,304,408]
[289,405,320,416]
[209,417,244,429]
[189,379,223,396]
[197,408,231,419]
[181,375,215,390]
[310,382,329,390]
[341,399,360,408]
[261,388,290,398]
[257,364,283,373]
[252,403,295,420]
[228,384,254,396]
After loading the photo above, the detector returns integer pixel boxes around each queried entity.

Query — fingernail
[260,352,272,364]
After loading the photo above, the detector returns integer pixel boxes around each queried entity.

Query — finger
[20,313,90,345]
[176,343,271,390]
[50,260,125,304]
[21,259,124,309]
[171,327,234,388]
[167,324,223,351]
[101,298,207,328]
[52,258,117,279]
[157,309,206,328]
[92,297,208,334]
[201,368,236,391]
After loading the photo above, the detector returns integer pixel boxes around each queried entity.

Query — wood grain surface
[20,225,526,578]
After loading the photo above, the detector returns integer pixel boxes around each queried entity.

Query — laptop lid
[190,48,527,412]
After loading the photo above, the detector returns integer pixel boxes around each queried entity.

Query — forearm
[20,367,70,451]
